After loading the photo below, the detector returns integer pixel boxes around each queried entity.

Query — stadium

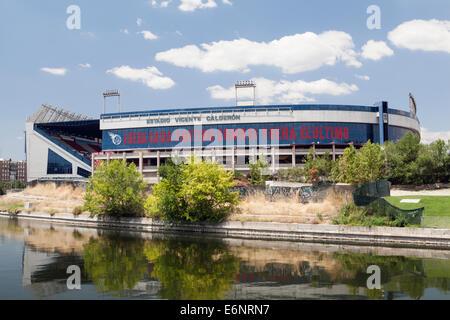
[25,94,420,184]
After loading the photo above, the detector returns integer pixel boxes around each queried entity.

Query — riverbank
[1,211,449,250]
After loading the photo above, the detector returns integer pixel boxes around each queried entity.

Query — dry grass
[1,183,85,214]
[232,189,348,224]
[0,197,24,211]
[23,183,85,201]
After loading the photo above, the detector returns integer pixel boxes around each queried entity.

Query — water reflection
[0,216,449,300]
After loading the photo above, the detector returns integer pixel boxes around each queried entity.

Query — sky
[0,0,449,160]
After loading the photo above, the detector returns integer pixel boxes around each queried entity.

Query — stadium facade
[25,101,420,183]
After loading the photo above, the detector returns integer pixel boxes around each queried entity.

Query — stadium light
[103,89,121,114]
[235,80,256,106]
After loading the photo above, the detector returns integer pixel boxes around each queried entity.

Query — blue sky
[1,0,449,160]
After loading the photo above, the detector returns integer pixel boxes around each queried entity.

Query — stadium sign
[146,114,242,126]
[102,122,369,151]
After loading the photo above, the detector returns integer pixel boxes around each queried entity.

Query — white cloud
[355,74,370,81]
[79,63,91,68]
[222,0,232,5]
[388,19,450,53]
[175,30,183,36]
[120,29,129,35]
[41,67,67,76]
[420,127,450,144]
[179,0,218,12]
[207,77,359,104]
[151,0,172,7]
[156,31,361,74]
[139,30,158,40]
[361,40,394,61]
[136,18,143,26]
[106,66,175,89]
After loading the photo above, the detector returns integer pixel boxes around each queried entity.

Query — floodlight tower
[235,81,256,106]
[102,89,121,113]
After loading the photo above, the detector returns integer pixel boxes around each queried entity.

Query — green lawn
[384,196,450,217]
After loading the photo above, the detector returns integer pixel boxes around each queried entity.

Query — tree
[83,160,147,217]
[335,141,386,184]
[303,148,337,182]
[356,141,386,183]
[336,144,360,184]
[146,157,240,223]
[248,154,270,186]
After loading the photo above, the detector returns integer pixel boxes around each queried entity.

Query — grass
[384,196,450,217]
[233,189,347,224]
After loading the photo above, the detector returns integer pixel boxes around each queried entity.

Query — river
[0,216,449,300]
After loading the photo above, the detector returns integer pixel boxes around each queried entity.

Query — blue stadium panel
[102,122,412,151]
[47,149,73,175]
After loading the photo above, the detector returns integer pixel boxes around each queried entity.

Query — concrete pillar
[156,151,161,178]
[157,151,161,168]
[139,152,143,174]
[106,153,110,164]
[122,152,126,162]
[212,148,216,163]
[231,147,235,171]
[91,154,95,175]
[332,143,336,161]
[271,146,275,173]
[312,143,316,159]
[292,145,296,167]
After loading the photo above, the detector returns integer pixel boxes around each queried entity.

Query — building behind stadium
[25,91,420,184]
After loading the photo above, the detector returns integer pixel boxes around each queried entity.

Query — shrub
[333,202,413,227]
[72,206,83,216]
[7,205,22,215]
[145,157,240,223]
[248,155,270,186]
[83,160,147,217]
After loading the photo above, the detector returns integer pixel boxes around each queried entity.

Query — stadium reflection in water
[0,216,449,300]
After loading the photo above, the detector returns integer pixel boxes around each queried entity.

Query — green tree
[356,141,386,184]
[146,157,240,223]
[303,148,336,181]
[384,132,422,184]
[248,154,270,185]
[335,141,386,184]
[83,160,147,217]
[336,144,360,184]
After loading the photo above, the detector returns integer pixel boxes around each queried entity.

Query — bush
[248,155,270,186]
[145,157,240,223]
[276,166,305,182]
[83,160,147,217]
[333,202,413,227]
[72,206,83,216]
[7,205,22,215]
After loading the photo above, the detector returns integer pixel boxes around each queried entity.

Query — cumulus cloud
[388,19,450,53]
[361,40,394,60]
[120,29,129,34]
[139,30,158,40]
[156,31,361,74]
[41,67,67,76]
[136,18,143,26]
[106,66,175,89]
[207,77,359,104]
[151,0,172,7]
[355,74,370,80]
[222,0,232,5]
[79,63,91,68]
[179,0,217,12]
[420,127,450,144]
